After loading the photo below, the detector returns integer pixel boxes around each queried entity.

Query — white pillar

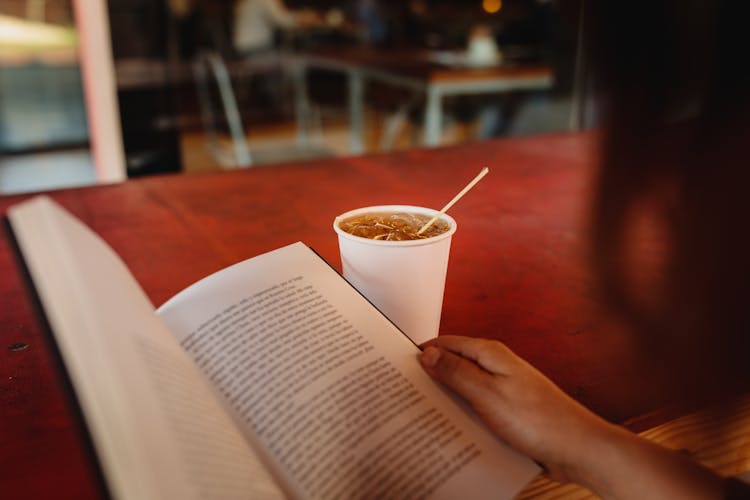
[72,0,126,183]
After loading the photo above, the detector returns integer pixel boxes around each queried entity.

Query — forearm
[572,420,724,499]
[418,337,727,499]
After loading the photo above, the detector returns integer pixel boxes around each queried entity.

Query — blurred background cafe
[0,0,585,194]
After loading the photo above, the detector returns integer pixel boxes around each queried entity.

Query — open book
[7,196,539,500]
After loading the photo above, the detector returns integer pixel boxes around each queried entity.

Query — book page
[7,197,284,500]
[158,242,540,499]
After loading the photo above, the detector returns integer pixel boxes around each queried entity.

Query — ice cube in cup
[338,211,451,241]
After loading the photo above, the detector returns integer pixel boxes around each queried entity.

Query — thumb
[419,346,495,405]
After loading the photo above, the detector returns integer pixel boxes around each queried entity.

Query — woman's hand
[418,336,724,499]
[419,335,608,483]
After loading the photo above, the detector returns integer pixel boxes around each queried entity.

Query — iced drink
[333,205,457,345]
[337,211,450,241]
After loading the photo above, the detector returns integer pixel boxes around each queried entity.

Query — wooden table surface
[0,132,689,498]
[291,46,552,82]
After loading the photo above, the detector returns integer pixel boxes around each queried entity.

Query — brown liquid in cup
[339,212,450,241]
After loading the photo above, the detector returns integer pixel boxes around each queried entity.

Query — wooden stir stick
[417,167,489,236]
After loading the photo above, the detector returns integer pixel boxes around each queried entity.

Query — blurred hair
[586,1,750,400]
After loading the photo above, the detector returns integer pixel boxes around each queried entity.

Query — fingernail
[420,346,441,368]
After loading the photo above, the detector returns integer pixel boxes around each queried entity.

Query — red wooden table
[0,132,681,498]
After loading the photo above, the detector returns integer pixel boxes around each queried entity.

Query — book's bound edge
[3,214,112,500]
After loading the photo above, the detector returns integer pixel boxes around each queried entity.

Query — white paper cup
[333,205,457,345]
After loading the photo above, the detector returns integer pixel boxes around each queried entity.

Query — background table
[0,132,703,498]
[289,47,553,153]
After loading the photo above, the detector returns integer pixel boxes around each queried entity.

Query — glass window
[0,0,95,194]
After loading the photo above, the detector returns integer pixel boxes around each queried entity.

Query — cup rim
[333,205,457,247]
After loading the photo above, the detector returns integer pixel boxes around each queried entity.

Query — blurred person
[419,1,750,498]
[230,0,322,118]
[232,0,321,55]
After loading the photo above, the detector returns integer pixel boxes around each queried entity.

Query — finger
[419,338,439,350]
[419,346,496,404]
[427,335,517,375]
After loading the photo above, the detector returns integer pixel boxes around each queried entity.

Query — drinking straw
[417,167,489,235]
